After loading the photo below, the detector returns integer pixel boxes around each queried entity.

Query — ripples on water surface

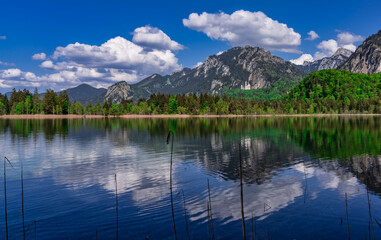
[0,117,381,239]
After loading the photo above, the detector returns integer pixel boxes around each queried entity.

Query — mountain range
[294,48,353,73]
[105,46,307,103]
[56,29,381,104]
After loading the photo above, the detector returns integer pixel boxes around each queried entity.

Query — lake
[0,116,381,239]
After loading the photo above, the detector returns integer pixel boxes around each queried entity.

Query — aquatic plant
[207,179,215,240]
[21,161,26,240]
[239,144,246,240]
[345,192,350,240]
[26,219,37,240]
[4,156,14,240]
[115,174,119,240]
[167,131,177,240]
[252,213,256,240]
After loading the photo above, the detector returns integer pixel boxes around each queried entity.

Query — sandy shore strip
[1,113,381,119]
[0,114,105,119]
[119,114,381,118]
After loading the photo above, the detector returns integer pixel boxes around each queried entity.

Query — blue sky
[0,0,380,92]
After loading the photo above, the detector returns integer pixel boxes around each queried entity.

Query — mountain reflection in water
[0,117,380,239]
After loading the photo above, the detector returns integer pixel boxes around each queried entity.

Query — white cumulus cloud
[132,26,184,51]
[40,60,54,69]
[341,44,357,52]
[306,31,319,40]
[0,80,11,88]
[183,10,301,53]
[32,53,47,61]
[293,31,363,62]
[0,67,88,90]
[0,68,22,78]
[313,31,363,59]
[0,69,42,88]
[314,39,339,59]
[52,36,180,74]
[0,27,183,91]
[290,54,314,65]
[337,32,364,45]
[193,62,203,68]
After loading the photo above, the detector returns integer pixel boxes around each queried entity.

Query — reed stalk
[21,162,26,240]
[4,157,8,240]
[345,192,350,240]
[251,213,256,240]
[115,174,118,240]
[255,217,257,240]
[375,218,381,229]
[207,200,211,240]
[167,131,177,240]
[365,168,375,240]
[207,179,215,240]
[251,214,253,240]
[367,189,375,240]
[4,157,13,240]
[26,219,37,240]
[303,161,308,204]
[239,144,246,240]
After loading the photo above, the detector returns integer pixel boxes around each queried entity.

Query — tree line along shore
[1,70,381,116]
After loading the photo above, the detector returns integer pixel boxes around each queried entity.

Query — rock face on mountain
[339,30,381,74]
[295,48,353,73]
[105,81,134,103]
[122,46,306,100]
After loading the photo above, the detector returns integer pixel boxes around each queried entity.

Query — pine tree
[43,89,57,114]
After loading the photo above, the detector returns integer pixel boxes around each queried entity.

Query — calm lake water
[0,117,381,239]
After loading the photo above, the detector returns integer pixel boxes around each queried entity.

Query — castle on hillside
[241,82,251,90]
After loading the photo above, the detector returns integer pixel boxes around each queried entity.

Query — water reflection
[0,117,380,239]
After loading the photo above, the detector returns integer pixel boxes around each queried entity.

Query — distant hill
[62,84,106,105]
[294,48,352,73]
[5,84,106,105]
[339,30,381,74]
[105,46,306,103]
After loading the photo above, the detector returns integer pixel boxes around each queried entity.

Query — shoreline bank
[1,113,381,119]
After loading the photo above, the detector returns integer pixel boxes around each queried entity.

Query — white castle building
[241,82,251,90]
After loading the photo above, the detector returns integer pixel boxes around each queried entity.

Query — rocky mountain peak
[294,48,353,73]
[223,46,268,59]
[333,48,353,57]
[105,81,134,104]
[339,30,381,74]
[121,45,306,99]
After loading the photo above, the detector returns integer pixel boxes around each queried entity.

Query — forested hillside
[224,77,300,101]
[287,70,381,100]
[286,69,381,113]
